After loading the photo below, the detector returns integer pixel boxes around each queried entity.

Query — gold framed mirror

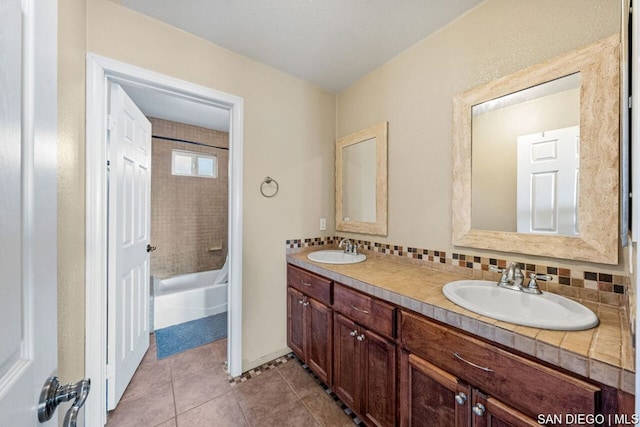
[452,35,619,264]
[336,121,388,236]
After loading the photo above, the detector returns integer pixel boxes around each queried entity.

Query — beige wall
[337,0,622,273]
[149,118,229,279]
[58,0,336,380]
[57,0,87,388]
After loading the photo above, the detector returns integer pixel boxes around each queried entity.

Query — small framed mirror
[452,35,620,264]
[336,121,388,236]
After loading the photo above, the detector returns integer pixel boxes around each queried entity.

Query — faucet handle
[525,273,551,294]
[489,265,508,282]
[352,242,360,255]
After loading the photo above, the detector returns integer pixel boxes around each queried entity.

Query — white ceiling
[118,1,485,133]
[120,0,486,92]
[119,82,231,132]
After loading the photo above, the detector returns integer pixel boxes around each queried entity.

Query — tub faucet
[338,238,356,254]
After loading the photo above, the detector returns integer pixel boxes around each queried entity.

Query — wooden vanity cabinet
[286,264,615,427]
[333,284,397,427]
[400,350,538,427]
[286,265,333,384]
[399,310,601,426]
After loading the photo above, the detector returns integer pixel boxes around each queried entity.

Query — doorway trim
[85,53,244,426]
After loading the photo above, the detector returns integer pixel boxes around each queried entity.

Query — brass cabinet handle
[350,304,369,314]
[453,352,493,372]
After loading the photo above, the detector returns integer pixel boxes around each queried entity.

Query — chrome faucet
[338,238,357,255]
[489,262,548,294]
[490,262,524,291]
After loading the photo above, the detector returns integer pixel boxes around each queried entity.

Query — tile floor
[106,335,358,426]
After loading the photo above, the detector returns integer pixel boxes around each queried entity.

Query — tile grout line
[224,352,363,425]
[287,354,364,426]
[273,366,322,426]
[230,387,252,427]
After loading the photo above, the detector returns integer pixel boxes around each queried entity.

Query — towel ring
[260,176,279,198]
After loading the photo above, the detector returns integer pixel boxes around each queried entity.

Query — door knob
[146,244,157,253]
[38,376,91,427]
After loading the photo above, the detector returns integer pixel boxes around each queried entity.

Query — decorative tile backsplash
[286,236,628,307]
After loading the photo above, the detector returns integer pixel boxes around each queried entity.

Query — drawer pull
[453,352,493,373]
[350,304,370,314]
[454,392,467,405]
[301,281,312,287]
[350,330,358,337]
[356,334,366,342]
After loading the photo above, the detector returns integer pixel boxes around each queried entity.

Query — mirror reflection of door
[470,73,580,234]
[516,126,579,236]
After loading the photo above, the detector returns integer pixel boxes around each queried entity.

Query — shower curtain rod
[152,135,229,151]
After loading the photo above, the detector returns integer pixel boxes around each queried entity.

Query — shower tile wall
[150,118,229,279]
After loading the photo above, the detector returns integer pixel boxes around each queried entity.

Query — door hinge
[107,115,117,132]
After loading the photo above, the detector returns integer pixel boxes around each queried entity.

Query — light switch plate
[319,217,327,231]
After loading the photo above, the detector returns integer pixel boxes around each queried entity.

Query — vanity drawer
[334,283,395,338]
[287,265,332,305]
[400,311,600,418]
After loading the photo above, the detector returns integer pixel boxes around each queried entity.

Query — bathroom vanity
[286,252,634,426]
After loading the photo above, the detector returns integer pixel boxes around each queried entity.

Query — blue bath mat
[155,312,227,359]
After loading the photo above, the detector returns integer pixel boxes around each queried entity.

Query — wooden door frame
[85,53,244,426]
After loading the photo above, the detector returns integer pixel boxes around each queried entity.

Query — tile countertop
[286,251,635,394]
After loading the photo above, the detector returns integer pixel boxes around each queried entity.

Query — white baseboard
[242,347,292,373]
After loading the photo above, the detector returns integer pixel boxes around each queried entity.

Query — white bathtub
[153,269,228,330]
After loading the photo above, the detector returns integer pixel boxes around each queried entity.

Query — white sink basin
[442,280,598,331]
[307,250,367,265]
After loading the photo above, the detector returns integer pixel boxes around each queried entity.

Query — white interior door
[0,0,59,425]
[107,83,152,410]
[517,126,580,236]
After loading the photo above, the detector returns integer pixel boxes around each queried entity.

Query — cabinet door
[306,298,332,384]
[362,328,397,427]
[471,392,539,427]
[400,351,471,427]
[287,287,306,358]
[333,312,361,411]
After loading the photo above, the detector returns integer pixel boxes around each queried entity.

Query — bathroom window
[171,149,218,178]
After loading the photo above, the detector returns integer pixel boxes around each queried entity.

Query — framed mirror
[452,35,620,264]
[336,121,388,236]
